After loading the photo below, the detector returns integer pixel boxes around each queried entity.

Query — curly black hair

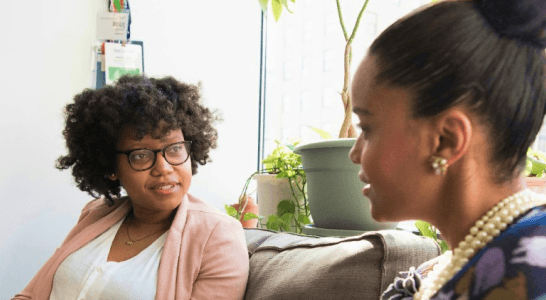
[57,75,221,205]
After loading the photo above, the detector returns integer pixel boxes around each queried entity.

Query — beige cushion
[243,229,441,300]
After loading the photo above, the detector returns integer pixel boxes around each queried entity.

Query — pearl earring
[430,156,448,175]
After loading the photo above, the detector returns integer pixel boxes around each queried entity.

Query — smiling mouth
[157,185,175,190]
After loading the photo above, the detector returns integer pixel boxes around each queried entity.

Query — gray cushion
[243,229,441,300]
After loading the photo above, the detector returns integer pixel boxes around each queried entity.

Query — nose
[349,138,362,164]
[151,152,174,175]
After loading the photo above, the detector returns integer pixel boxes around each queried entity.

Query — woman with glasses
[12,75,249,300]
[348,0,546,299]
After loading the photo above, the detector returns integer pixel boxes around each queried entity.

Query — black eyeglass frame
[115,141,192,171]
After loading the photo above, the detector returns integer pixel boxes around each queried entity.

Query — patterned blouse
[382,206,546,300]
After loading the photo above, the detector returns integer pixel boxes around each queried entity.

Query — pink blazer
[12,194,249,300]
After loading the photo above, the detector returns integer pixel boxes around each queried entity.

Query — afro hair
[56,75,221,205]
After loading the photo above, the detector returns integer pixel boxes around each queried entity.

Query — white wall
[0,1,261,298]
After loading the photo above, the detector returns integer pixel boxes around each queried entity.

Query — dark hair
[368,0,546,184]
[56,75,221,205]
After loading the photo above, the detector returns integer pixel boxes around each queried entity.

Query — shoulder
[181,194,245,247]
[77,196,128,222]
[447,206,546,299]
[186,193,241,227]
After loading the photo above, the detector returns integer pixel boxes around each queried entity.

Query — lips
[151,181,179,190]
[358,170,369,184]
[363,183,371,196]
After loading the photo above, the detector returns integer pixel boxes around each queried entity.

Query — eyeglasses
[115,141,192,171]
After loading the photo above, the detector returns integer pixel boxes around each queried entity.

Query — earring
[430,156,448,175]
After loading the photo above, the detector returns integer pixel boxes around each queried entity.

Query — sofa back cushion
[243,229,441,300]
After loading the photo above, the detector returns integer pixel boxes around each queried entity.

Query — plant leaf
[243,212,260,221]
[258,0,269,14]
[281,212,294,223]
[298,214,311,225]
[281,0,294,13]
[224,204,237,217]
[271,0,283,22]
[309,126,333,140]
[266,215,280,231]
[415,220,436,239]
[438,240,449,253]
[277,199,296,216]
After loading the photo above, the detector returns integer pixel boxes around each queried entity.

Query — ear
[432,108,473,166]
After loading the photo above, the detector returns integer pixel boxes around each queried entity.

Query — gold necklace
[125,212,170,246]
[414,189,546,300]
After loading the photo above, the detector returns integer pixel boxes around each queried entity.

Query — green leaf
[298,214,311,225]
[415,220,436,239]
[266,215,280,231]
[243,212,260,221]
[224,204,237,217]
[281,212,294,223]
[309,126,333,140]
[438,240,449,253]
[277,199,296,216]
[527,150,546,177]
[271,0,283,22]
[281,0,294,13]
[258,0,269,14]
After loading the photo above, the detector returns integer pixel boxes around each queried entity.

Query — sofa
[242,228,442,300]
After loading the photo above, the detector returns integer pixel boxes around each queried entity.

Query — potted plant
[227,141,312,233]
[225,195,259,228]
[259,0,397,231]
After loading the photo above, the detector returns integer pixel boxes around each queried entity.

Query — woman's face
[349,55,435,222]
[113,128,192,213]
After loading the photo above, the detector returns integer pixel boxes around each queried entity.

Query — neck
[431,174,526,250]
[130,204,177,227]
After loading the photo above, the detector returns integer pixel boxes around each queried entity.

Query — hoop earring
[430,156,448,176]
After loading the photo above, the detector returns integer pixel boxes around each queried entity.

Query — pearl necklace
[414,189,546,300]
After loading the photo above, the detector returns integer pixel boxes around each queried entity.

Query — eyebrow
[352,108,374,116]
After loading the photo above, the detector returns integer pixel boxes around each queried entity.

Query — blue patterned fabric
[382,206,546,300]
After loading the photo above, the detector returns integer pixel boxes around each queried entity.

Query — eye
[130,151,151,161]
[358,124,371,139]
[167,144,184,154]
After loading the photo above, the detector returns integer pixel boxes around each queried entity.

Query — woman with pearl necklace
[348,0,546,299]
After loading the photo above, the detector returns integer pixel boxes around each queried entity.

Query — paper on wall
[104,42,143,85]
[96,12,129,41]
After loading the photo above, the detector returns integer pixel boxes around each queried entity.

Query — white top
[50,216,169,300]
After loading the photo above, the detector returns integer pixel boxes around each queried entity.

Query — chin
[370,205,407,223]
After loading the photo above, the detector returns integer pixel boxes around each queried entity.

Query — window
[390,0,402,6]
[303,21,314,43]
[302,56,312,78]
[262,0,437,153]
[362,12,378,37]
[325,13,337,35]
[300,91,313,112]
[283,61,293,81]
[322,86,336,108]
[284,27,295,48]
[283,95,294,114]
[323,50,335,72]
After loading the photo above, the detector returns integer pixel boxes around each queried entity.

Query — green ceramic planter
[294,138,397,231]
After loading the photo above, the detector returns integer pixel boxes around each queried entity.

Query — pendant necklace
[125,211,170,246]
